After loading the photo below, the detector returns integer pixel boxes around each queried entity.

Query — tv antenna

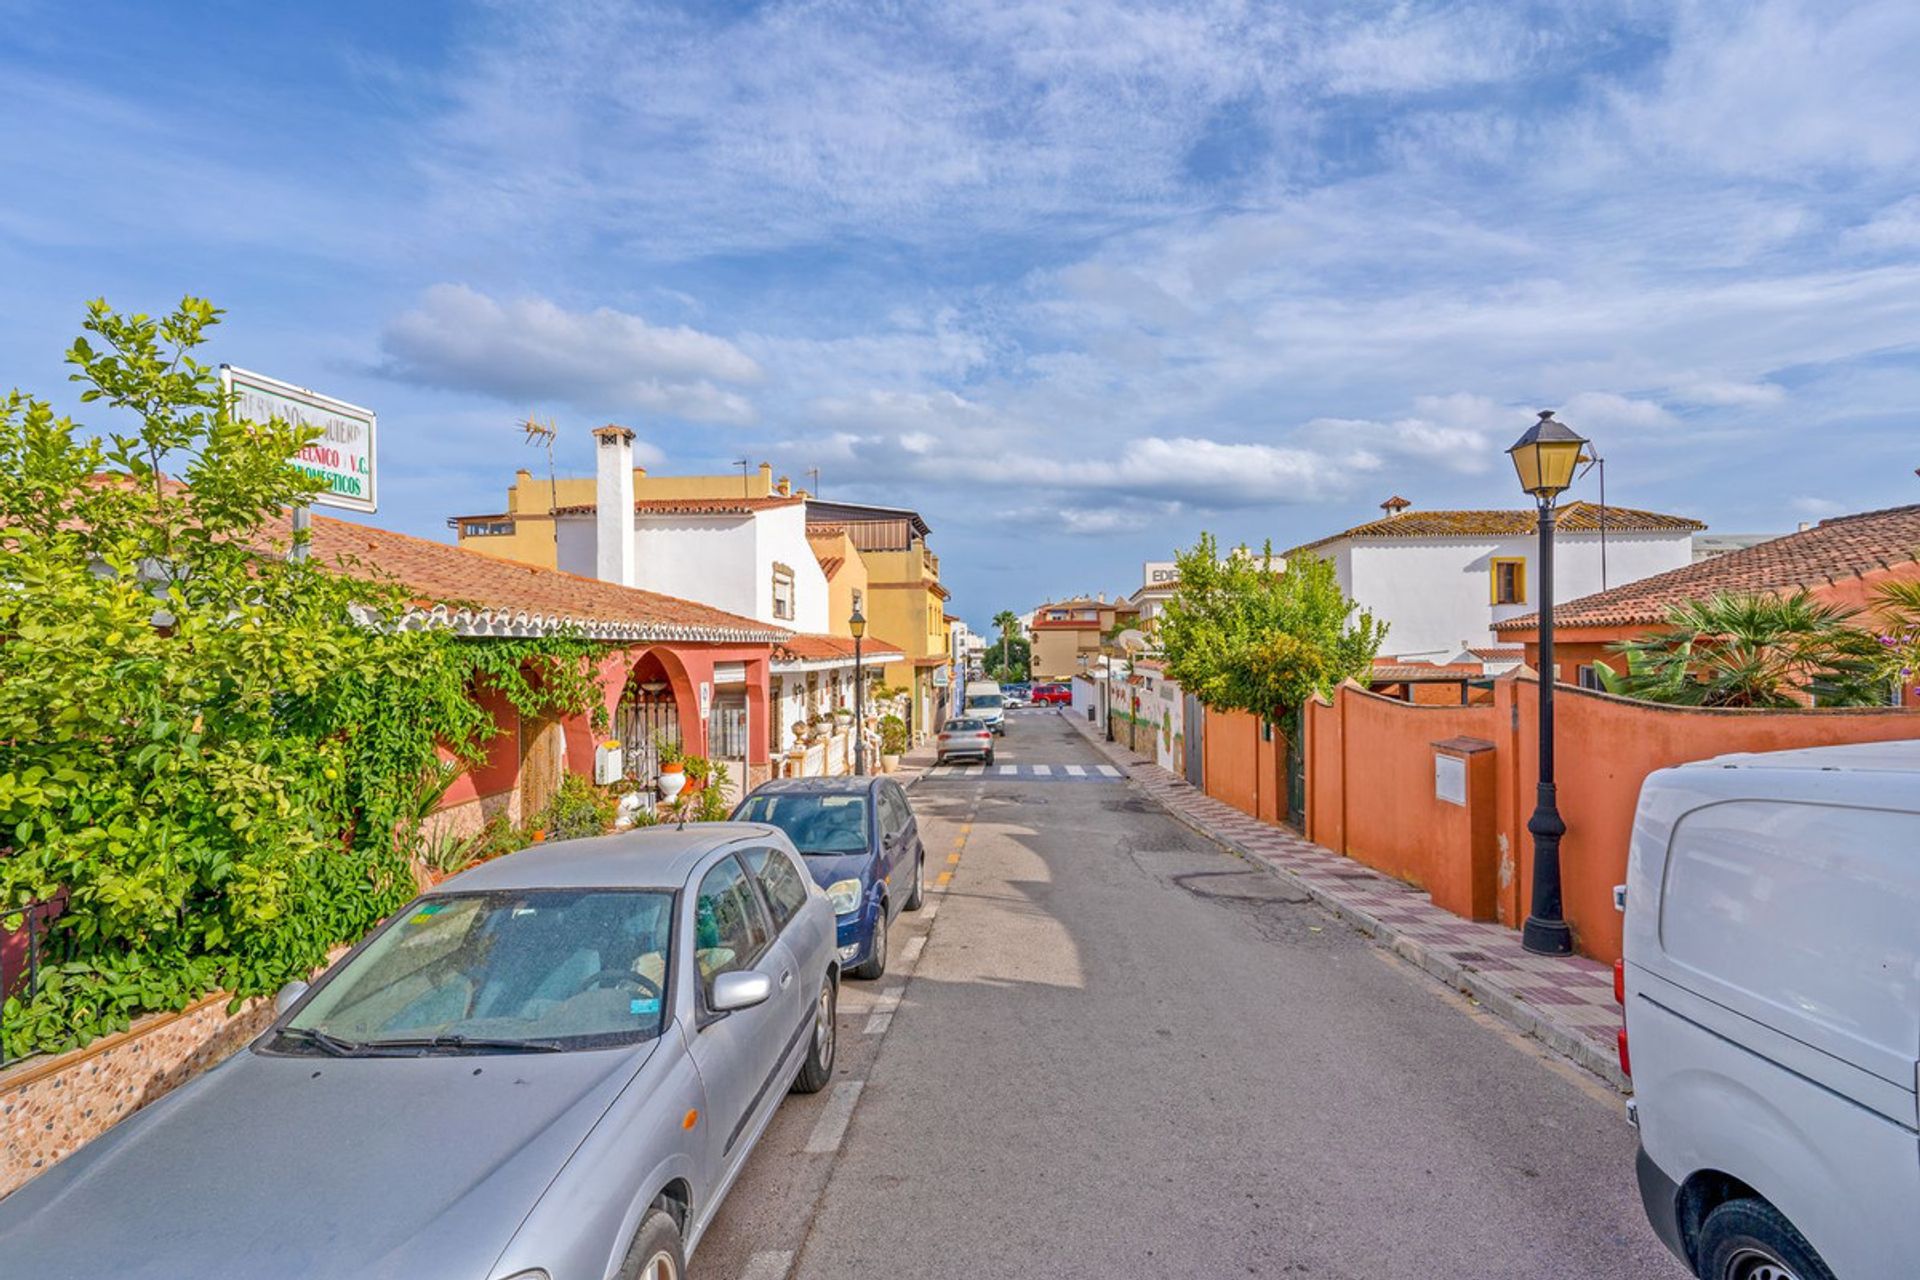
[733,457,750,497]
[808,466,821,498]
[522,414,560,558]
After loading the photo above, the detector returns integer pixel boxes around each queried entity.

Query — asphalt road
[696,709,1687,1280]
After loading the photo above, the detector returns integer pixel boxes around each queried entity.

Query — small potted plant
[654,731,687,803]
[879,714,908,772]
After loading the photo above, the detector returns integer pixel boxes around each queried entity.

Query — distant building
[1691,532,1785,562]
[1129,560,1180,629]
[450,455,801,570]
[805,499,952,742]
[1029,594,1140,680]
[1290,497,1704,664]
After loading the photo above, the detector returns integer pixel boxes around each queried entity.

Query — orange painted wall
[1305,687,1498,904]
[1307,675,1920,963]
[1513,681,1920,963]
[1203,707,1260,818]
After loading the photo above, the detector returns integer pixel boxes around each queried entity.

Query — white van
[962,679,1007,736]
[1623,741,1920,1280]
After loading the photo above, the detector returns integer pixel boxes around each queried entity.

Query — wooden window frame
[771,565,796,621]
[1491,557,1527,605]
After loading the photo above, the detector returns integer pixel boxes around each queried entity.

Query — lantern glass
[1507,412,1588,500]
[848,608,867,640]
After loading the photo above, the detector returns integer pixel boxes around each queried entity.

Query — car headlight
[825,878,863,915]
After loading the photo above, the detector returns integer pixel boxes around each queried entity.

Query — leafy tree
[1598,590,1884,708]
[986,638,1030,682]
[1157,534,1386,721]
[0,298,598,1058]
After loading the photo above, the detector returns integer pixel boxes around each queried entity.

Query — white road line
[1033,764,1052,776]
[963,765,983,777]
[863,987,903,1034]
[804,1080,866,1153]
[898,934,927,969]
[1096,765,1122,777]
[740,1250,794,1280]
[1065,764,1086,776]
[998,764,1018,776]
[921,899,939,921]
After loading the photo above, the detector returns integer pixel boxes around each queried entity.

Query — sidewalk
[1065,713,1629,1091]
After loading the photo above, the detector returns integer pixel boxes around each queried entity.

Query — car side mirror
[710,970,774,1012]
[274,980,311,1016]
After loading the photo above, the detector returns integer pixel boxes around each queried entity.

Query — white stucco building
[1291,498,1705,663]
[554,425,831,633]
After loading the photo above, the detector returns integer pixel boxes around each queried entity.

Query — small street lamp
[850,602,868,776]
[1508,409,1589,956]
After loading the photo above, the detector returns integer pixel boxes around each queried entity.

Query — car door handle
[779,968,793,989]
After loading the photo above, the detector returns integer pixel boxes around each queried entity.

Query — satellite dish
[1117,629,1150,654]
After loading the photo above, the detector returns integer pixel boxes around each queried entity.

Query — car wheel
[615,1206,686,1280]
[986,752,995,766]
[791,976,837,1094]
[904,851,926,911]
[852,907,889,980]
[1698,1199,1836,1280]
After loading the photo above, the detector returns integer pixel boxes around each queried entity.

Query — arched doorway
[616,650,689,782]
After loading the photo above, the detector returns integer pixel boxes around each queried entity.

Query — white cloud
[378,284,762,424]
[1670,378,1787,407]
[1557,392,1675,434]
[1316,5,1534,95]
[1843,196,1920,252]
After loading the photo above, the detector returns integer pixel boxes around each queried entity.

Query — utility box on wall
[594,740,624,786]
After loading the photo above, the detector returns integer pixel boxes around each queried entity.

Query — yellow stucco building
[451,460,795,569]
[806,500,951,740]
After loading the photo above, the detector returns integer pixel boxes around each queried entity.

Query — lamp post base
[1521,914,1573,955]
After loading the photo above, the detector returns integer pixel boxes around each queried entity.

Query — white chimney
[593,425,637,587]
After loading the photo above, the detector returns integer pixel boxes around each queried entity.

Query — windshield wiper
[275,1026,365,1057]
[358,1033,567,1055]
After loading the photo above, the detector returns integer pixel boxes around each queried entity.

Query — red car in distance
[1032,683,1072,706]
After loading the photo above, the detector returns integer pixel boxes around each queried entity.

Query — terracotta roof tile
[772,633,906,664]
[1369,663,1483,682]
[815,554,845,580]
[1466,646,1525,661]
[1493,504,1920,633]
[550,495,806,516]
[296,515,789,644]
[1291,501,1703,555]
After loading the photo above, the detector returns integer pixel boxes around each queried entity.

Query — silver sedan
[0,823,841,1280]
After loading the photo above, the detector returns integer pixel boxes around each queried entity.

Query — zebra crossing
[924,762,1126,782]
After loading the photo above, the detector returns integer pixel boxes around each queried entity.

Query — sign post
[221,367,378,559]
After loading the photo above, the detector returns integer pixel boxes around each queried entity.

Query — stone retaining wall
[0,992,275,1196]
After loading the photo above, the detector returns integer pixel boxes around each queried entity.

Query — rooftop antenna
[732,457,750,498]
[808,466,821,498]
[521,414,560,559]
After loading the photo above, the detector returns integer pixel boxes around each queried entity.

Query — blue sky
[5,0,1919,629]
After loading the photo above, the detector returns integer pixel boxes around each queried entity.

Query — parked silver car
[0,824,840,1280]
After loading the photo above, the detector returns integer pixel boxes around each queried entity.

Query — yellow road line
[936,870,953,885]
[947,852,961,864]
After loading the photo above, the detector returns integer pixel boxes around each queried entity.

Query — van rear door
[1628,785,1920,1279]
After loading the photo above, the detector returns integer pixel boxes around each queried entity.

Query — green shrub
[879,715,908,755]
[0,299,601,1061]
[532,773,615,842]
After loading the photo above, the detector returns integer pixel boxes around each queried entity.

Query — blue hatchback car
[731,776,925,979]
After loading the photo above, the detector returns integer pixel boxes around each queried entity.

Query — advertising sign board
[221,365,377,513]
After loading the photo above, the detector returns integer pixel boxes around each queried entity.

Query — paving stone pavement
[1065,714,1630,1091]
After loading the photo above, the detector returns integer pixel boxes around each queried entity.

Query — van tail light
[1613,958,1625,1006]
[1617,1025,1631,1078]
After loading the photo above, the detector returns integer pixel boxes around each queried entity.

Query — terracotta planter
[881,752,902,772]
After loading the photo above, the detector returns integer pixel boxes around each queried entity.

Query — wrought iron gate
[616,687,681,782]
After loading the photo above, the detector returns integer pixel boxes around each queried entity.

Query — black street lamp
[1508,409,1590,956]
[849,602,868,776]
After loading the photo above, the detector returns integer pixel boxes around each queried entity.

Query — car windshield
[734,792,871,854]
[966,694,1003,710]
[278,889,674,1054]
